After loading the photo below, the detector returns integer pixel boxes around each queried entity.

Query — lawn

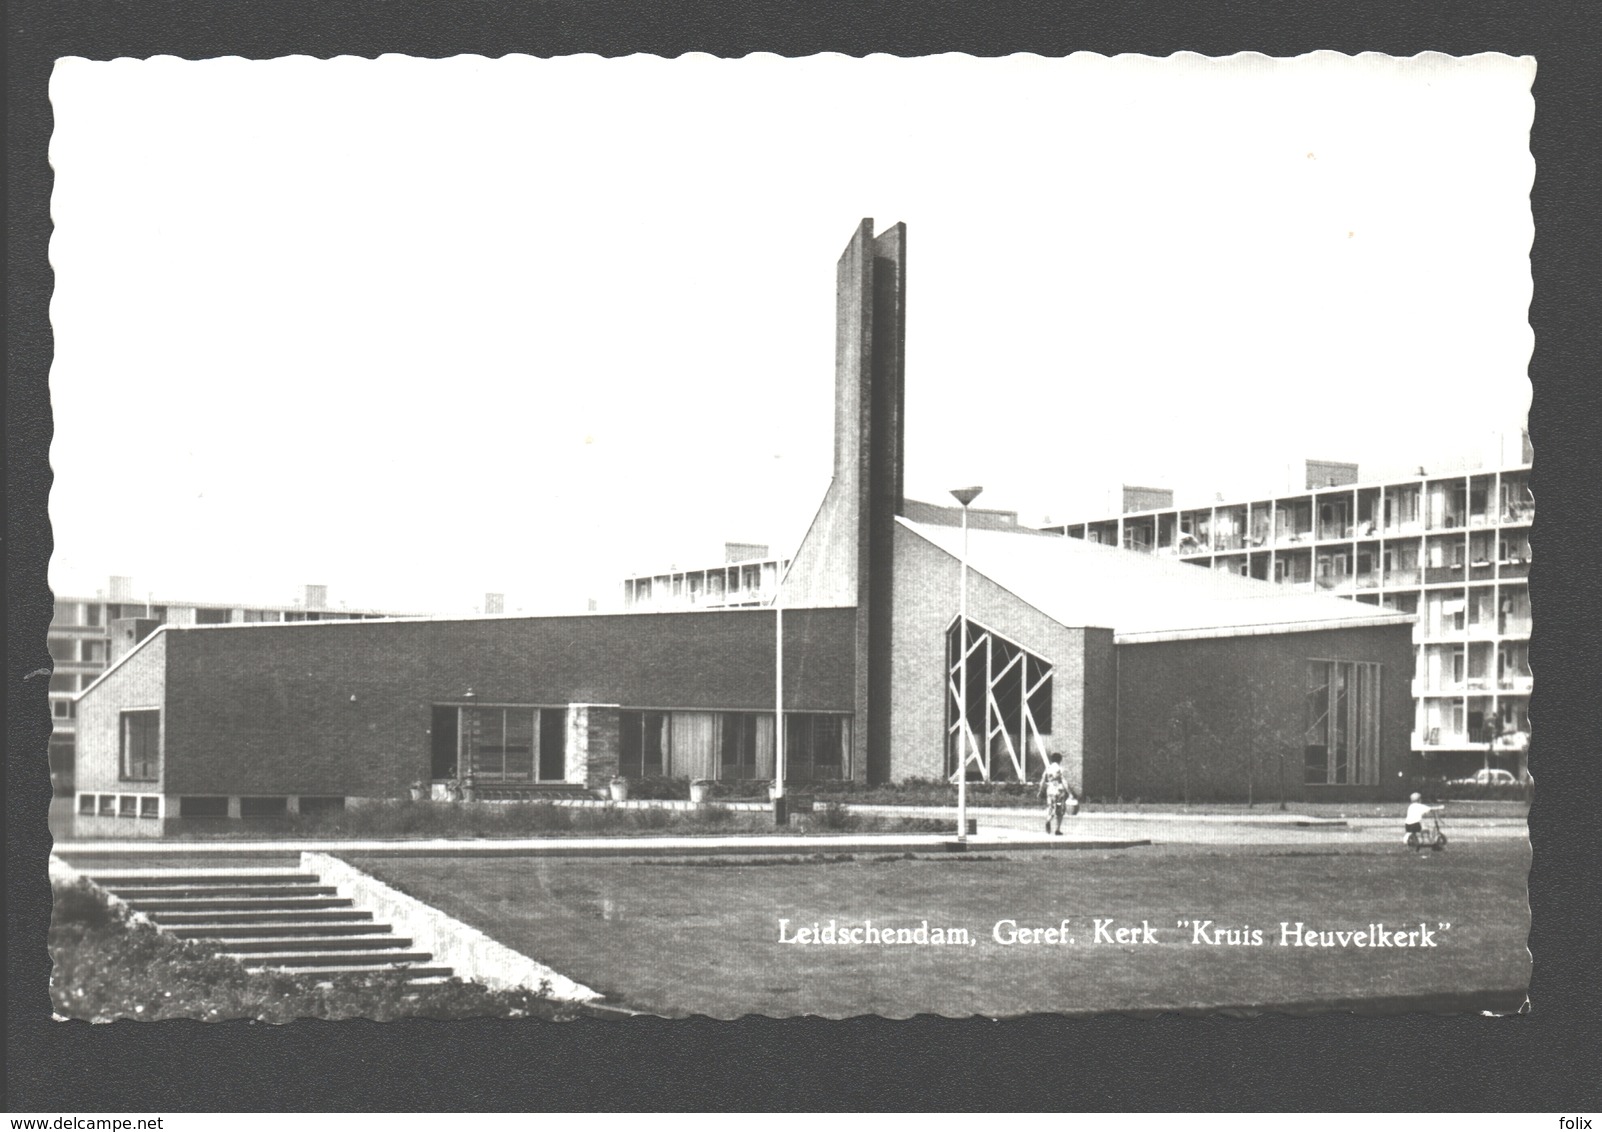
[350,839,1531,1019]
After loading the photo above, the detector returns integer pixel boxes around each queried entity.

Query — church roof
[898,517,1415,642]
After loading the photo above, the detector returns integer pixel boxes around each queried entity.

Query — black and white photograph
[33,51,1542,1029]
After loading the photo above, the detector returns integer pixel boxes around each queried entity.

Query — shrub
[51,878,119,930]
[627,776,689,801]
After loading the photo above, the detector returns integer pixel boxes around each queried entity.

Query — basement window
[239,796,289,818]
[178,796,229,818]
[297,796,345,815]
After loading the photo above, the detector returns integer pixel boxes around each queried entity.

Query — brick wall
[153,609,854,799]
[889,525,1092,788]
[565,704,621,788]
[75,631,166,796]
[1114,623,1415,803]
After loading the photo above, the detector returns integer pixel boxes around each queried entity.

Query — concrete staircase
[85,868,452,982]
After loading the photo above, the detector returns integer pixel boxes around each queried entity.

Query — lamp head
[950,485,984,507]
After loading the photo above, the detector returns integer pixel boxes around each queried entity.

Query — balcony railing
[1384,568,1421,587]
[1499,560,1530,580]
[1424,565,1465,585]
[1415,729,1472,749]
[1500,618,1533,637]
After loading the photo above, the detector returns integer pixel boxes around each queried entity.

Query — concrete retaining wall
[301,852,599,1003]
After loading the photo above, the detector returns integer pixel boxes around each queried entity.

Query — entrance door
[538,709,566,782]
[430,706,459,779]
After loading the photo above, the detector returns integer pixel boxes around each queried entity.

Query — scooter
[1405,808,1448,852]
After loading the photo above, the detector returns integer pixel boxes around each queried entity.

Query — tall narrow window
[120,710,160,781]
[1304,661,1381,785]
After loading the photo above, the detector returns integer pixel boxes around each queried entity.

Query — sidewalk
[52,828,1150,860]
[839,803,1350,826]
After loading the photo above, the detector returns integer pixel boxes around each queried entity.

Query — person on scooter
[1403,792,1442,850]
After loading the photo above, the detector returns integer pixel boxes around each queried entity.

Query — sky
[46,52,1535,615]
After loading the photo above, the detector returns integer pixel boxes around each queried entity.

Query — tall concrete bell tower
[781,219,906,782]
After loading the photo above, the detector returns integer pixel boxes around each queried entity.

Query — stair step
[168,922,392,939]
[247,964,455,981]
[126,897,355,913]
[212,936,412,954]
[87,873,321,887]
[148,908,373,925]
[238,950,434,968]
[107,885,340,900]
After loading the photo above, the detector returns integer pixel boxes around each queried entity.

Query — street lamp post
[773,552,798,827]
[950,485,983,846]
[774,590,787,826]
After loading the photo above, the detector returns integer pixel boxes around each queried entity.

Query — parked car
[1449,768,1519,787]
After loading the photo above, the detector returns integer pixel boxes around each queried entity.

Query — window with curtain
[669,712,719,780]
[463,707,538,781]
[782,713,852,782]
[719,712,773,780]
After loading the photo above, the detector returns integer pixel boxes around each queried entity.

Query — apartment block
[47,577,415,791]
[622,544,793,611]
[1040,454,1533,778]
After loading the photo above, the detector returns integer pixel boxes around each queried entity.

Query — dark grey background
[8,0,1600,1111]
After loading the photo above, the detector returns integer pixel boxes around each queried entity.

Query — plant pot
[609,780,629,803]
[408,787,425,802]
[689,781,713,804]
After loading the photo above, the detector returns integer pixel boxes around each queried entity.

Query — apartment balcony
[1354,571,1380,590]
[1469,562,1497,582]
[1499,560,1530,580]
[1414,729,1473,750]
[1500,618,1533,638]
[1383,521,1423,537]
[1497,675,1534,695]
[1412,679,1462,698]
[1384,568,1421,588]
[1424,564,1466,585]
[1500,505,1533,526]
[1468,513,1496,529]
[1314,576,1356,594]
[47,622,107,636]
